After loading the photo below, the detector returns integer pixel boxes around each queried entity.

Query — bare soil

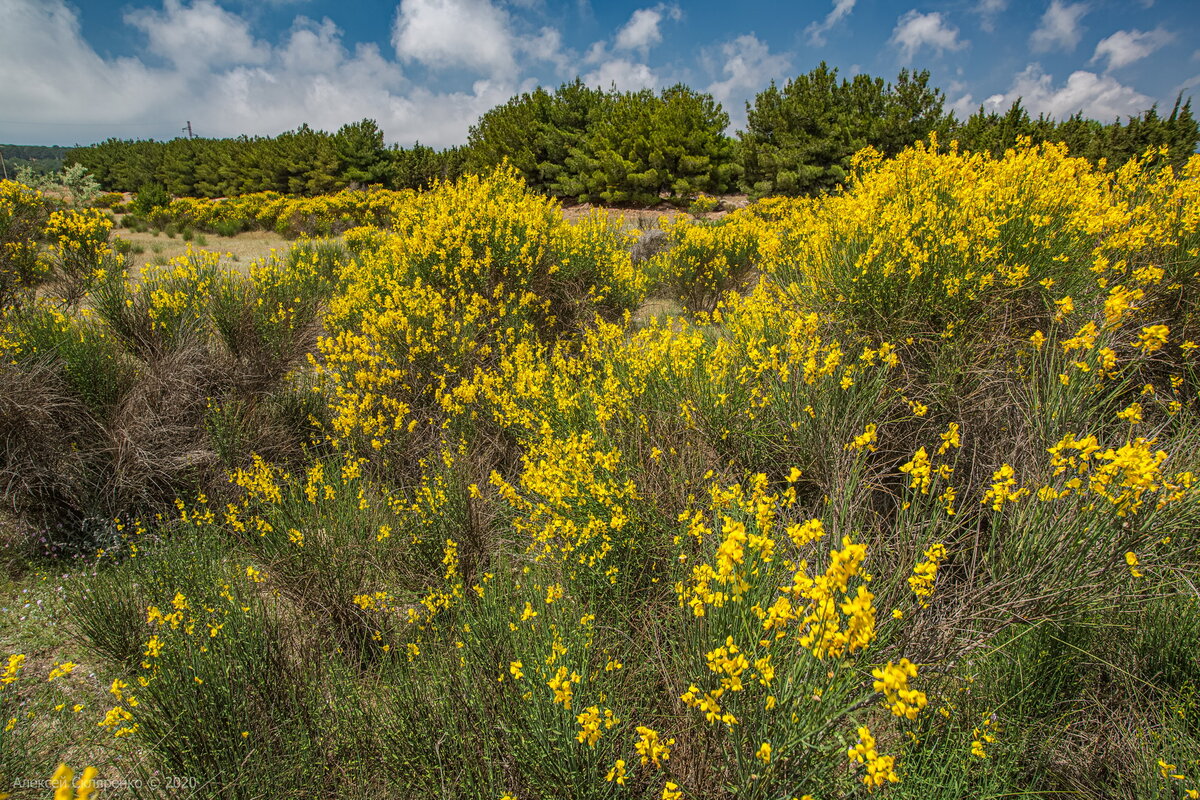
[114,228,296,272]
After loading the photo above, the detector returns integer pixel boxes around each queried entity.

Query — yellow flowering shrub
[0,179,51,308]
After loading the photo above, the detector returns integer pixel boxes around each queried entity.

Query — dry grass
[114,228,298,272]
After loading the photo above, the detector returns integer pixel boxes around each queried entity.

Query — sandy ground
[114,227,297,272]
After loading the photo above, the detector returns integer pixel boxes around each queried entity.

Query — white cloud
[890,11,966,63]
[805,0,855,47]
[392,0,517,77]
[582,58,656,91]
[0,0,180,131]
[1030,1,1088,53]
[985,63,1153,120]
[948,92,979,118]
[125,0,268,72]
[1090,28,1173,72]
[974,0,1007,33]
[578,4,683,93]
[279,17,346,75]
[945,79,978,118]
[0,0,534,148]
[706,34,790,128]
[613,5,681,52]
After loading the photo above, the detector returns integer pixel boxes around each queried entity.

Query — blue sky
[1,0,1198,147]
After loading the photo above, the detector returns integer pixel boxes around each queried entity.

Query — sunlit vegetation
[2,137,1200,798]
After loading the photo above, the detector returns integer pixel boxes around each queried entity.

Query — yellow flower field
[1,139,1199,798]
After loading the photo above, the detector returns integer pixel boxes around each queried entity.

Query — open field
[1,142,1199,799]
[113,227,296,272]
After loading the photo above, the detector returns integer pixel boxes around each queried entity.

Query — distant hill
[0,144,70,177]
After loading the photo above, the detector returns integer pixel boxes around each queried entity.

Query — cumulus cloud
[576,5,680,94]
[1030,1,1088,53]
[613,5,681,52]
[805,0,855,47]
[890,11,967,63]
[582,58,656,91]
[1090,28,1173,71]
[0,0,533,148]
[706,34,790,128]
[392,0,517,77]
[984,63,1153,120]
[125,0,268,72]
[974,0,1007,33]
[0,0,180,132]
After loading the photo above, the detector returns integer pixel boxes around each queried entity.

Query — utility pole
[0,150,7,180]
[183,121,194,140]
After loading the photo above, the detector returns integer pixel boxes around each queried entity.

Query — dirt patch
[114,228,297,272]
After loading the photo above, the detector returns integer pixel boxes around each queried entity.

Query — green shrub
[91,192,125,209]
[131,183,170,216]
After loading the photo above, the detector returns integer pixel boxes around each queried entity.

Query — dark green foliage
[66,120,466,197]
[951,93,1200,172]
[467,79,606,196]
[469,80,737,205]
[132,183,170,216]
[335,119,391,186]
[738,64,1197,199]
[0,143,69,176]
[62,78,1198,206]
[740,63,951,197]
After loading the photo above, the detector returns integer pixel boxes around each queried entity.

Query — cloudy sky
[1,0,1198,147]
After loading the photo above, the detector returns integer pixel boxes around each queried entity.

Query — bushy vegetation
[123,186,419,239]
[468,80,738,205]
[63,67,1199,209]
[2,141,1200,799]
[66,119,465,198]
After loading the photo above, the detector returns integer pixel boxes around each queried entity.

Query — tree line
[1,144,69,177]
[64,63,1198,203]
[67,120,464,198]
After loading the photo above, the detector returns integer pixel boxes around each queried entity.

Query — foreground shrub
[5,139,1200,799]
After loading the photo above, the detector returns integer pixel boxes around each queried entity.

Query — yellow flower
[982,464,1028,511]
[755,741,772,764]
[848,726,899,787]
[575,706,604,747]
[635,726,674,768]
[46,662,77,681]
[871,658,927,719]
[1053,295,1075,320]
[547,666,577,709]
[1117,402,1143,424]
[1,654,25,685]
[605,759,627,786]
[909,544,947,607]
[845,423,878,452]
[1137,325,1169,354]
